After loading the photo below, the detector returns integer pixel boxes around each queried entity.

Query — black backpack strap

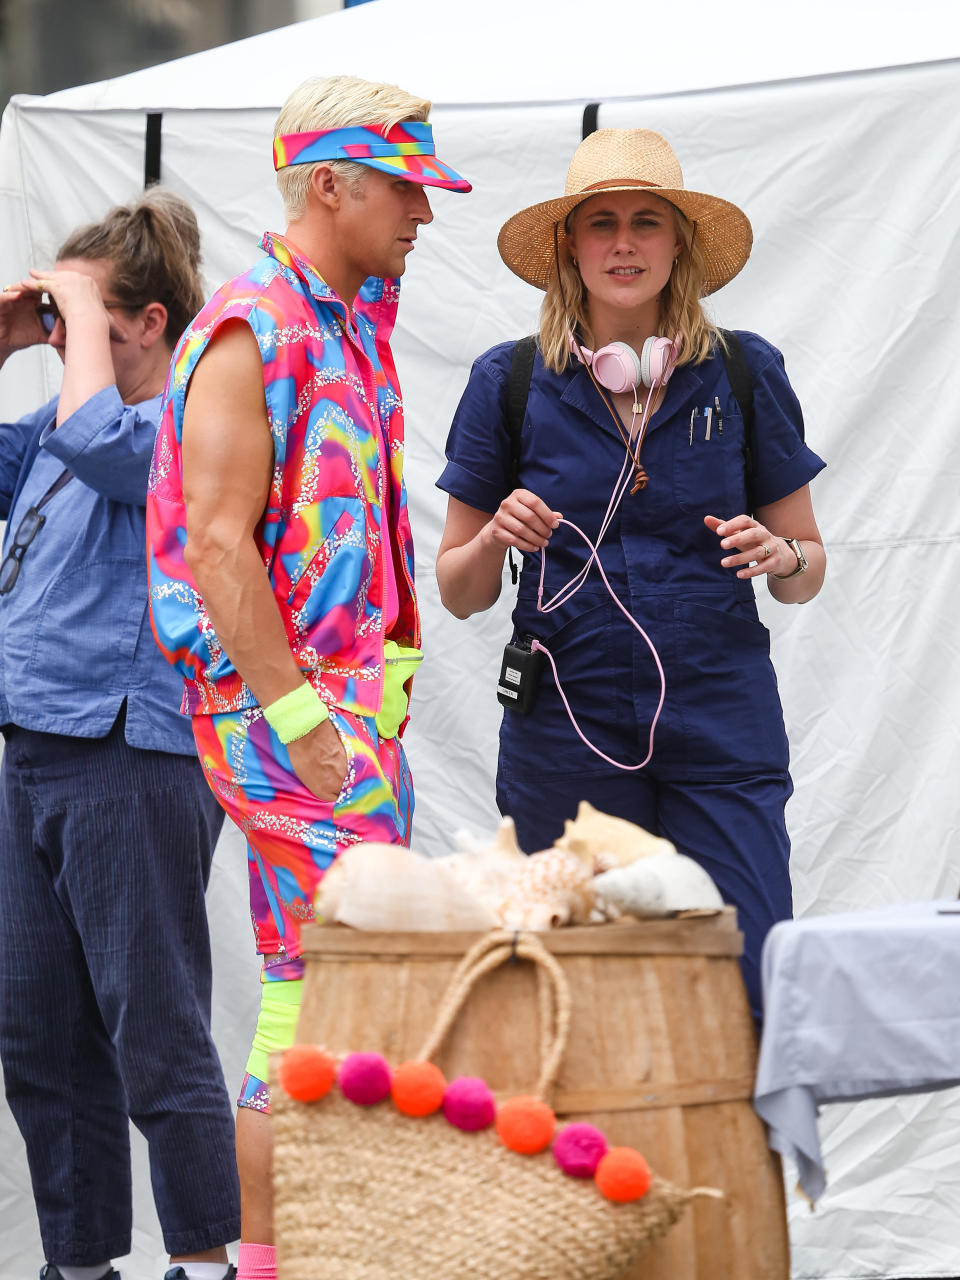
[504,335,538,585]
[506,334,538,492]
[717,328,757,515]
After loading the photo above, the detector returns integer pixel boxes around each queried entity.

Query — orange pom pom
[391,1060,447,1117]
[595,1147,652,1202]
[495,1095,556,1154]
[277,1045,337,1102]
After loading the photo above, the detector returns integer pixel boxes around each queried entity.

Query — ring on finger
[762,544,771,558]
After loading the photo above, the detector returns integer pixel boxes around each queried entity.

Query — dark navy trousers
[498,595,795,1024]
[0,706,241,1264]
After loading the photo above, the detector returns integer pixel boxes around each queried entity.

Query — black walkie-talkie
[497,635,544,714]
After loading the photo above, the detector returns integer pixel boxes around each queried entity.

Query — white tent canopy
[2,2,960,1276]
[16,0,959,110]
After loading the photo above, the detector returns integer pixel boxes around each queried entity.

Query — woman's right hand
[29,267,112,333]
[482,488,562,553]
[285,717,349,804]
[0,279,48,357]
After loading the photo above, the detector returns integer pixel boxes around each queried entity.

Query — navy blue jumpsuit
[437,330,825,1016]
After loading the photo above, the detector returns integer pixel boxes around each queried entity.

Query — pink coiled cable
[530,377,667,770]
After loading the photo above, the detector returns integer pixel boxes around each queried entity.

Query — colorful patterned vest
[147,232,421,720]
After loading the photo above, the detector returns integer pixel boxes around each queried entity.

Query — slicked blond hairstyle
[538,199,724,374]
[275,75,431,221]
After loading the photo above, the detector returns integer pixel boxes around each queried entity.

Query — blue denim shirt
[0,385,194,753]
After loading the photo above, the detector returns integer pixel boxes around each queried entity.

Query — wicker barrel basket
[273,910,789,1279]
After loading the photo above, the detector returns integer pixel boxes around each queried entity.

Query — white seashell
[315,842,498,932]
[497,848,596,930]
[555,800,677,874]
[593,852,724,919]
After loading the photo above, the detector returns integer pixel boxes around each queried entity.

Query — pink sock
[237,1242,277,1280]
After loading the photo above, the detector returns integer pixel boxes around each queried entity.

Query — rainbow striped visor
[272,122,471,192]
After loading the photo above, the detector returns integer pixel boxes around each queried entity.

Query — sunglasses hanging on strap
[0,469,72,595]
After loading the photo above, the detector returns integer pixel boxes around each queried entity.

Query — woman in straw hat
[435,128,826,1017]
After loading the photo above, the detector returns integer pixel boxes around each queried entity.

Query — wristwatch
[775,537,808,579]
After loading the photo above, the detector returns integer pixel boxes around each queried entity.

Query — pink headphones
[570,334,681,394]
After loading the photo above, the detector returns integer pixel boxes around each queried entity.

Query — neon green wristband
[262,682,329,744]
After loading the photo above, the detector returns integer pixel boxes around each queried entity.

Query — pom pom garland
[338,1052,393,1106]
[277,1045,337,1102]
[552,1123,609,1177]
[286,1047,657,1199]
[595,1147,653,1202]
[495,1095,556,1154]
[391,1060,447,1117]
[442,1076,497,1131]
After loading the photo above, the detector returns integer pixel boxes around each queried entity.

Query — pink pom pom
[552,1123,609,1177]
[442,1076,496,1131]
[338,1052,392,1106]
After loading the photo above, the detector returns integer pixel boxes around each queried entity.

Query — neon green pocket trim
[245,978,304,1083]
[375,640,423,739]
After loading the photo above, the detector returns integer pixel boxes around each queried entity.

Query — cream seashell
[555,800,677,874]
[497,848,597,930]
[593,852,724,919]
[451,814,525,860]
[315,842,498,932]
[442,817,530,917]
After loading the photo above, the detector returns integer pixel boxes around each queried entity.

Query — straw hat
[497,129,753,295]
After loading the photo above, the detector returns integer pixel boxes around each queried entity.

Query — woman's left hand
[704,513,793,579]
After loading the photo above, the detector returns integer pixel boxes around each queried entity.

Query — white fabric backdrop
[1,4,959,1275]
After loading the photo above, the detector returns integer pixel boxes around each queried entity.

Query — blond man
[146,75,470,1279]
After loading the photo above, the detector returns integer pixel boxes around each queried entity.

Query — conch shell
[315,842,498,932]
[556,800,677,873]
[497,848,599,931]
[440,817,530,917]
[593,852,724,919]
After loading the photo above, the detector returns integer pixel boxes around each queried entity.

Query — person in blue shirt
[436,129,827,1020]
[0,190,240,1280]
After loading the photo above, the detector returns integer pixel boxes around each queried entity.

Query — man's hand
[285,718,349,804]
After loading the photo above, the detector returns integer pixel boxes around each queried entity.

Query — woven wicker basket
[272,931,716,1280]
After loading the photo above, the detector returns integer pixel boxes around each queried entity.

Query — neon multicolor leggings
[192,705,413,1108]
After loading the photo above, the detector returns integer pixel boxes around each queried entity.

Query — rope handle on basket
[415,930,572,1106]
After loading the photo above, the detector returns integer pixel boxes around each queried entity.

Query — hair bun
[57,185,205,348]
[138,187,202,271]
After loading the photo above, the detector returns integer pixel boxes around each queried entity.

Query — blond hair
[537,200,723,373]
[275,75,431,220]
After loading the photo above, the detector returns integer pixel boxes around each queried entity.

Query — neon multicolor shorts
[193,704,414,1106]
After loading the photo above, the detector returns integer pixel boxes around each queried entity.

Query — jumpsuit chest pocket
[672,406,747,518]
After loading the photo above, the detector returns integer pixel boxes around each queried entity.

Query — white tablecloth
[753,899,960,1202]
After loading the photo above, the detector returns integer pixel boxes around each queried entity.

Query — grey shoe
[39,1268,119,1280]
[163,1268,236,1280]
